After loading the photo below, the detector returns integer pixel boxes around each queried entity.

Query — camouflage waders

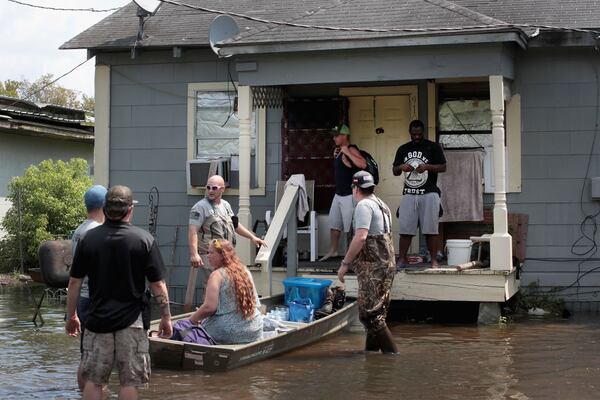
[353,232,396,334]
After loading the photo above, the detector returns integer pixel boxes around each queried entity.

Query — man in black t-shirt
[393,120,447,268]
[65,185,172,399]
[319,124,366,261]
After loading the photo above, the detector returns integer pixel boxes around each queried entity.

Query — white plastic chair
[265,180,318,262]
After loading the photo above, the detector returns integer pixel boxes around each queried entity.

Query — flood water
[2,284,600,400]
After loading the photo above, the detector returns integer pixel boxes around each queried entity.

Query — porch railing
[255,184,299,296]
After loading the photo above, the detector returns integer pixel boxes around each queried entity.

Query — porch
[250,261,519,324]
[250,174,519,324]
[215,46,519,316]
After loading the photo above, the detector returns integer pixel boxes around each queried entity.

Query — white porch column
[94,64,110,187]
[237,85,253,265]
[489,76,513,271]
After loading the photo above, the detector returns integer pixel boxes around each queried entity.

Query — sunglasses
[206,185,223,191]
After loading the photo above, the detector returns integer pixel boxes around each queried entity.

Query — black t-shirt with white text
[70,220,165,333]
[393,139,446,195]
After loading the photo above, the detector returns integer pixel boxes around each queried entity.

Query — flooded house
[61,0,600,319]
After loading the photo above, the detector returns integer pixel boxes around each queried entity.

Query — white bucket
[446,239,473,266]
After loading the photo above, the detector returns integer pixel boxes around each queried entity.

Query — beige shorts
[328,194,355,232]
[81,326,150,387]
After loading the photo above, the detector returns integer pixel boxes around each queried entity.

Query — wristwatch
[341,260,352,267]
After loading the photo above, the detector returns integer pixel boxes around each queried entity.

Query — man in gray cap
[66,185,172,399]
[337,171,398,354]
[70,184,107,390]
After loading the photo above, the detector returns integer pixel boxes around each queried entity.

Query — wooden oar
[183,266,198,313]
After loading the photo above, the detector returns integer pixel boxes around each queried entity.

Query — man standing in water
[393,119,446,268]
[71,184,107,391]
[319,124,366,261]
[66,185,172,399]
[337,171,398,354]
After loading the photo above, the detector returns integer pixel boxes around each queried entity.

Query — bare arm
[337,228,369,283]
[341,146,367,170]
[65,277,83,336]
[149,279,173,338]
[188,224,204,268]
[190,271,221,324]
[236,223,268,248]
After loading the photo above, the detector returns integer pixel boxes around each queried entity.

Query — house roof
[220,0,515,45]
[61,0,600,52]
[0,96,94,142]
[452,0,600,29]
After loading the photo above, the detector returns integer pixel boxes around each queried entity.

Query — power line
[7,0,121,12]
[5,58,92,109]
[159,0,600,36]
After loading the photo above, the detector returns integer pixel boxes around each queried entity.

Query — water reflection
[2,285,600,399]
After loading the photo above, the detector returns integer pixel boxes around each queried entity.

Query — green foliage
[0,159,92,272]
[0,74,95,114]
[0,79,21,98]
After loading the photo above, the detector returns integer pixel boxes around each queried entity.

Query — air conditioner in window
[186,157,231,189]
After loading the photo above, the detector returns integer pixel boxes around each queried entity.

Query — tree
[0,158,92,272]
[0,80,22,98]
[0,74,95,114]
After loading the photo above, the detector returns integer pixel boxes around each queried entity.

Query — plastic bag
[288,296,314,322]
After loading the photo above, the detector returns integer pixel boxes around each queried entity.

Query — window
[432,81,521,193]
[194,91,257,159]
[187,83,266,195]
[438,99,492,148]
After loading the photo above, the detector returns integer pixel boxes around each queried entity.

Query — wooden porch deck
[250,264,519,304]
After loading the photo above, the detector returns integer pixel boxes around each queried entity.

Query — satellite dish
[134,0,162,15]
[208,15,240,58]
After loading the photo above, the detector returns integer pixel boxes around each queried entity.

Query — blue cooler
[283,277,332,309]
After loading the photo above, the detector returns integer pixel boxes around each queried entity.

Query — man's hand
[337,263,349,283]
[65,315,81,337]
[400,164,414,173]
[415,164,428,173]
[251,236,268,248]
[190,253,204,268]
[157,316,172,338]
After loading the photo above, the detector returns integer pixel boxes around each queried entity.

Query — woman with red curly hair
[189,239,263,344]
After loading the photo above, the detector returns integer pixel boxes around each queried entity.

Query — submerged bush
[0,158,92,272]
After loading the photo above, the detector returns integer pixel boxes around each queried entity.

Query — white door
[344,87,418,253]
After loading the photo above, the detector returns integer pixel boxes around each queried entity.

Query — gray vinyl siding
[513,47,600,302]
[0,133,93,238]
[100,50,281,303]
[0,133,93,197]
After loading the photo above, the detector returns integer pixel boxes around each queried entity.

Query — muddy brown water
[2,284,600,399]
